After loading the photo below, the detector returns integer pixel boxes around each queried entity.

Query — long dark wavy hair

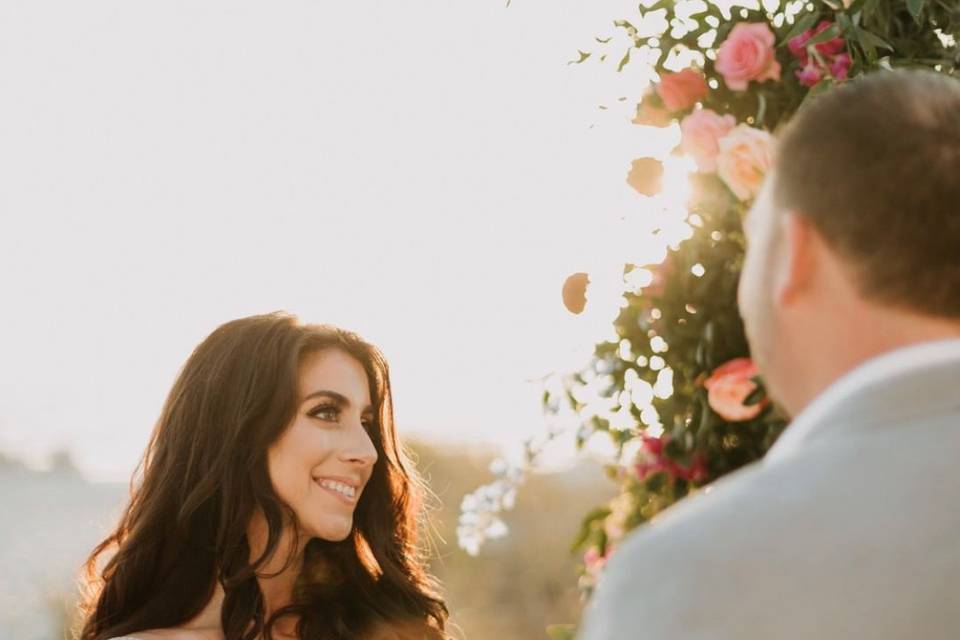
[77,312,448,640]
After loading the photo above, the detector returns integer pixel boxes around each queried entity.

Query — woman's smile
[313,476,362,505]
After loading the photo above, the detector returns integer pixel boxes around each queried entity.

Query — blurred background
[0,1,680,637]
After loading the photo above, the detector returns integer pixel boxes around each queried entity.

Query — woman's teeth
[317,479,357,499]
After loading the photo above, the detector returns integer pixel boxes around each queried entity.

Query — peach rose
[716,124,773,201]
[715,22,781,91]
[680,109,738,172]
[703,358,766,422]
[656,69,709,111]
[632,88,673,127]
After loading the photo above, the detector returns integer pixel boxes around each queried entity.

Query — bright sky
[0,0,684,482]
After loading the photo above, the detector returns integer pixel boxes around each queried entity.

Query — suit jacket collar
[764,337,960,465]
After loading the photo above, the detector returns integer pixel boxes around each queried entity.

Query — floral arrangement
[459,0,957,635]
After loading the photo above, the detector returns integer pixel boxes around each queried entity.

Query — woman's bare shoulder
[108,629,221,640]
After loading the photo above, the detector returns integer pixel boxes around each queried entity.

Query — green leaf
[805,23,842,47]
[861,0,882,18]
[546,624,578,640]
[858,29,893,50]
[570,506,612,552]
[854,26,894,61]
[596,36,613,44]
[646,470,668,492]
[906,0,926,20]
[568,49,592,65]
[836,11,854,35]
[779,12,819,46]
[743,385,766,407]
[617,47,632,72]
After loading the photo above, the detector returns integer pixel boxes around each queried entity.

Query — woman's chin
[306,516,354,542]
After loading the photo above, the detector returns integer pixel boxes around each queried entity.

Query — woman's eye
[309,405,340,422]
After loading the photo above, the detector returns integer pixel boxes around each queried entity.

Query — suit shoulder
[580,461,820,640]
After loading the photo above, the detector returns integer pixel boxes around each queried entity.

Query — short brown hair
[773,70,960,318]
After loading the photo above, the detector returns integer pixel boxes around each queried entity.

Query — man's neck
[785,308,960,418]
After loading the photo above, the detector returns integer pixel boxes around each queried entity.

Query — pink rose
[715,23,781,91]
[703,358,766,422]
[656,68,709,111]
[716,124,773,201]
[680,109,738,172]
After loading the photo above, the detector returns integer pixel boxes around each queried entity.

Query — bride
[77,312,449,640]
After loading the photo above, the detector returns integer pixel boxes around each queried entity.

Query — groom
[580,69,960,639]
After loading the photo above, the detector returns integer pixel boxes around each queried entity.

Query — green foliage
[568,50,592,65]
[546,624,577,640]
[546,0,959,621]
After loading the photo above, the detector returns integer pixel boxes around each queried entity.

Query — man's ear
[775,212,818,307]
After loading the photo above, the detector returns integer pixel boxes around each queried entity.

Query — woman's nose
[341,423,379,467]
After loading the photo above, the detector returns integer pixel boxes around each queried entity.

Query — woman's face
[267,348,380,542]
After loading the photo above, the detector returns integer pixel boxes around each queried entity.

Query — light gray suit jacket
[580,350,960,639]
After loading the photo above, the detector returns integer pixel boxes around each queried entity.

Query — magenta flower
[634,435,708,484]
[830,53,852,81]
[796,64,824,88]
[788,21,851,87]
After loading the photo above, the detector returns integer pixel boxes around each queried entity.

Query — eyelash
[308,404,374,430]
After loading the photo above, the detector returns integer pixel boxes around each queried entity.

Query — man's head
[738,70,960,416]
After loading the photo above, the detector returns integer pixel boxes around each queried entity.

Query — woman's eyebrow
[302,389,373,412]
